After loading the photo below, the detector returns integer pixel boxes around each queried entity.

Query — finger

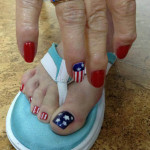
[107,0,137,59]
[85,0,108,88]
[16,0,43,62]
[55,0,86,83]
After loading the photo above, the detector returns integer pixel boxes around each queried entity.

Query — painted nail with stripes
[20,84,24,92]
[53,111,74,129]
[73,62,85,83]
[32,106,40,114]
[29,97,32,103]
[40,112,48,120]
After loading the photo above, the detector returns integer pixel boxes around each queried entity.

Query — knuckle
[57,1,86,26]
[22,0,42,9]
[18,26,38,37]
[113,0,136,17]
[87,2,108,32]
[90,53,108,68]
[117,33,137,44]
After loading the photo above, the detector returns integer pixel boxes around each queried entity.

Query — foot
[21,42,103,135]
[20,9,114,135]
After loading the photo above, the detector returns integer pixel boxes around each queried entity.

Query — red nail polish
[32,106,40,114]
[116,45,131,59]
[20,84,24,92]
[40,112,48,120]
[91,70,105,88]
[29,97,32,103]
[24,42,35,63]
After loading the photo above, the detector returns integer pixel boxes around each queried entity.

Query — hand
[55,0,136,87]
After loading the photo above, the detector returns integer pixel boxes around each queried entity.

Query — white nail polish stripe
[41,113,44,119]
[44,114,48,120]
[73,70,84,83]
[37,108,40,113]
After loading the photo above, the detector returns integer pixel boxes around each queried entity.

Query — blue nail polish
[53,111,74,129]
[73,62,85,83]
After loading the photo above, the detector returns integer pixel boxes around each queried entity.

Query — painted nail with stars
[53,111,74,129]
[73,62,85,83]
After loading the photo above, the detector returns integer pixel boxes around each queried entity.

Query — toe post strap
[41,43,71,106]
[41,43,117,106]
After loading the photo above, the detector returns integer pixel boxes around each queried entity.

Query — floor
[0,0,149,150]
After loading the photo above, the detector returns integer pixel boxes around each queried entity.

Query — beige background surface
[0,0,150,149]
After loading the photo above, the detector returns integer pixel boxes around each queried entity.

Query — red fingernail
[29,97,32,103]
[24,42,35,63]
[91,70,105,88]
[116,45,131,59]
[32,106,40,114]
[40,112,48,120]
[20,84,24,92]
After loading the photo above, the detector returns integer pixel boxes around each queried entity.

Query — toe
[23,75,39,98]
[21,69,36,90]
[50,77,103,135]
[37,84,59,123]
[30,86,46,115]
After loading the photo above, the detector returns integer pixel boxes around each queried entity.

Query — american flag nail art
[29,97,32,103]
[40,112,48,120]
[53,111,74,129]
[32,106,40,114]
[20,84,24,92]
[73,62,85,83]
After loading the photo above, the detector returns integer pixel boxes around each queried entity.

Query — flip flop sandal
[6,43,117,150]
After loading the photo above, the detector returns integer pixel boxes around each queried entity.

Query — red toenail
[29,97,32,103]
[20,84,24,92]
[32,106,40,114]
[40,112,48,120]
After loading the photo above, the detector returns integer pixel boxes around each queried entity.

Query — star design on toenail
[62,121,67,126]
[81,63,84,68]
[55,118,60,122]
[58,113,63,116]
[77,67,81,71]
[63,115,70,120]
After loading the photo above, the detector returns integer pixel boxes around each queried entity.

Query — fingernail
[32,106,40,114]
[20,84,24,92]
[91,70,105,88]
[40,112,48,120]
[24,42,35,63]
[29,97,32,103]
[73,62,85,83]
[116,45,131,59]
[53,111,74,129]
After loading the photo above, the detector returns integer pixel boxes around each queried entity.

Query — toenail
[73,62,85,83]
[53,111,74,129]
[91,70,105,88]
[29,97,32,103]
[20,84,24,92]
[32,106,40,114]
[116,45,131,59]
[40,112,48,120]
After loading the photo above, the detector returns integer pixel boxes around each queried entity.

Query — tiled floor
[0,0,149,149]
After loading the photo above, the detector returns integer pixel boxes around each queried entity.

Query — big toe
[50,77,103,135]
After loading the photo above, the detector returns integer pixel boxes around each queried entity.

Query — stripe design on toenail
[73,62,85,83]
[53,111,74,129]
[32,106,40,114]
[20,84,24,92]
[40,112,48,120]
[29,97,32,103]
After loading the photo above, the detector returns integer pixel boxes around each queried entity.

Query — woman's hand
[16,0,136,87]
